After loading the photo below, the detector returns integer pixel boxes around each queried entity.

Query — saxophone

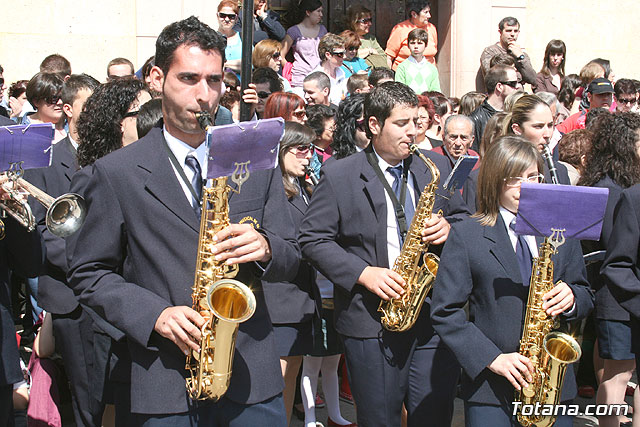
[378,144,440,332]
[185,112,257,401]
[514,229,582,427]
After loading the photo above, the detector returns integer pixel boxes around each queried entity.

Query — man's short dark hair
[368,67,395,87]
[40,54,72,76]
[498,16,519,31]
[406,0,431,16]
[408,28,429,45]
[107,57,135,77]
[136,98,163,138]
[306,104,335,138]
[26,72,65,106]
[489,52,515,68]
[252,67,283,93]
[615,78,636,99]
[304,71,331,91]
[364,81,418,138]
[155,16,226,75]
[485,64,513,94]
[61,74,100,106]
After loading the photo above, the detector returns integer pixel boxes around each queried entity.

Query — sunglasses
[257,91,272,99]
[44,95,61,105]
[330,51,345,58]
[123,110,139,118]
[618,97,637,105]
[292,145,313,155]
[501,80,519,88]
[357,18,372,24]
[218,12,237,21]
[347,46,359,52]
[292,110,306,120]
[271,51,281,60]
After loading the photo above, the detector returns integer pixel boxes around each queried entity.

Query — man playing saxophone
[66,16,300,426]
[299,82,469,427]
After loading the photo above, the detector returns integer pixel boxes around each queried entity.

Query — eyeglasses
[218,12,237,21]
[330,51,345,58]
[357,18,372,24]
[123,110,139,118]
[446,134,472,143]
[501,80,519,88]
[271,51,281,60]
[44,95,61,105]
[257,91,271,99]
[292,110,307,120]
[503,174,544,187]
[617,97,637,105]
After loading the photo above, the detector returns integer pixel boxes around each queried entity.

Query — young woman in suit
[430,136,594,427]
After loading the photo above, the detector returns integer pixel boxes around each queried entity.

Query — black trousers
[0,384,14,427]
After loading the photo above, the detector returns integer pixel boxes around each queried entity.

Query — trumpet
[0,165,86,238]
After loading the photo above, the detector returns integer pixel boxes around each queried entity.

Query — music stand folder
[514,183,609,240]
[443,155,478,192]
[0,123,54,171]
[206,118,284,179]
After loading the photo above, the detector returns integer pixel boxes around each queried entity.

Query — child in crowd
[394,28,440,94]
[346,74,369,96]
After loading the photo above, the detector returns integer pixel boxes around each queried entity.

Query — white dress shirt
[163,126,208,208]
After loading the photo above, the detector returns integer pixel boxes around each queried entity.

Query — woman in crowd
[578,113,640,427]
[558,129,591,185]
[385,0,437,70]
[459,91,486,116]
[431,135,593,427]
[22,72,67,141]
[346,5,387,69]
[263,92,307,124]
[339,30,369,78]
[217,0,242,76]
[557,73,582,119]
[253,39,292,92]
[330,94,368,159]
[424,93,452,148]
[306,104,335,174]
[77,78,151,167]
[233,0,286,45]
[266,121,319,425]
[8,79,28,120]
[281,0,327,88]
[415,94,438,149]
[313,33,348,105]
[535,39,566,95]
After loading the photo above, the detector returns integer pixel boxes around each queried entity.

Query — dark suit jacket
[66,127,300,414]
[263,178,320,324]
[0,218,42,385]
[602,184,640,318]
[581,176,627,320]
[23,137,78,314]
[430,215,593,406]
[299,148,469,338]
[0,115,13,126]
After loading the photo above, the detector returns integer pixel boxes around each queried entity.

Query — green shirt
[395,56,441,94]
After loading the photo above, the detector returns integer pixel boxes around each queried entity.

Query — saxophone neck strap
[162,138,203,207]
[365,144,410,239]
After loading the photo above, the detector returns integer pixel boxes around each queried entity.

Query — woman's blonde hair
[253,39,282,68]
[472,135,543,226]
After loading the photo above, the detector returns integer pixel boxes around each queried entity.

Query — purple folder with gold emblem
[514,183,609,240]
[206,118,284,179]
[0,123,54,171]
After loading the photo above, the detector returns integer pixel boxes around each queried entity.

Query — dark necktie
[388,165,415,243]
[185,154,203,215]
[510,219,532,286]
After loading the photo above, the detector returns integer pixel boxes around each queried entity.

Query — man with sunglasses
[480,16,536,87]
[469,64,518,150]
[252,67,283,118]
[614,78,638,113]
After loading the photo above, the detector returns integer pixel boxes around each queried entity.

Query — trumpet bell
[46,193,86,237]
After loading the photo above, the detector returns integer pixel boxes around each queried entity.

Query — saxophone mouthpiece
[195,111,214,131]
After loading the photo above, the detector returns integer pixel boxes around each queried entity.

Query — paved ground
[290,382,635,427]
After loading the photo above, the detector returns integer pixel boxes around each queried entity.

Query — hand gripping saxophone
[185,111,256,401]
[378,144,440,332]
[515,229,582,427]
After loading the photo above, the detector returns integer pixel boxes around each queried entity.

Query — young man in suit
[23,73,103,427]
[299,81,468,427]
[66,16,299,426]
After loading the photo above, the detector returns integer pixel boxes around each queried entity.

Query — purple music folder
[0,123,54,171]
[206,118,284,179]
[514,183,609,240]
